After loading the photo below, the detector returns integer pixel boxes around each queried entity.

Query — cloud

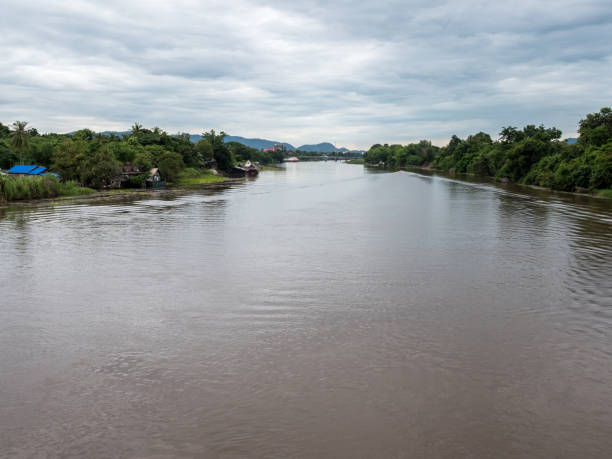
[0,0,611,149]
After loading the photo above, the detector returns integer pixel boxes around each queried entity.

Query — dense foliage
[363,108,612,193]
[226,141,285,164]
[0,123,285,194]
[363,140,439,168]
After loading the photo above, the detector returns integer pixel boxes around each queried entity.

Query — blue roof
[27,167,47,175]
[8,165,38,174]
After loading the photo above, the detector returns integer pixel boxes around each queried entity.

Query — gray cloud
[1,0,611,149]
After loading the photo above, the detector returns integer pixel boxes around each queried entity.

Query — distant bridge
[288,156,351,161]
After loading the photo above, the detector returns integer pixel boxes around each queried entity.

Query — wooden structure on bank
[230,160,259,178]
[147,168,165,189]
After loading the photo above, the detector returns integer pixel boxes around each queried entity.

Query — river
[1,162,611,458]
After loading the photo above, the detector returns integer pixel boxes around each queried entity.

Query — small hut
[120,165,142,186]
[146,168,165,189]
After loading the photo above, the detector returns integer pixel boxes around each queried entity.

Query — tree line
[363,108,612,193]
[0,124,285,189]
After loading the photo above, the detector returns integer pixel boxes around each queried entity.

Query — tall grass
[56,180,96,197]
[0,175,95,201]
[176,168,227,186]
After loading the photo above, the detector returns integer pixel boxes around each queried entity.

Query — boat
[229,160,259,177]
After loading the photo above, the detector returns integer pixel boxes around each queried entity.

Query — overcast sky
[1,0,611,149]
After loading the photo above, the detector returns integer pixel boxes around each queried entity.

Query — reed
[0,175,95,201]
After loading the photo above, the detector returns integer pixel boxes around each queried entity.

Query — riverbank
[0,168,235,205]
[0,177,244,209]
[0,163,289,207]
[0,175,96,202]
[259,165,285,171]
[363,109,612,197]
[388,164,612,200]
[176,168,228,186]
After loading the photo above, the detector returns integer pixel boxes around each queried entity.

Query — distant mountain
[84,131,359,152]
[297,142,341,153]
[566,137,578,144]
[100,131,130,138]
[223,136,295,151]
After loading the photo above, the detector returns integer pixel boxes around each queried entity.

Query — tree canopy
[0,123,255,187]
[364,108,612,193]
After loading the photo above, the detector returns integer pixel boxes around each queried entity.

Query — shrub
[0,175,60,200]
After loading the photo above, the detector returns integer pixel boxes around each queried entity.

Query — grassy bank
[57,180,96,197]
[346,158,364,164]
[596,189,612,198]
[176,168,228,186]
[260,165,284,171]
[0,175,95,201]
[1,168,230,203]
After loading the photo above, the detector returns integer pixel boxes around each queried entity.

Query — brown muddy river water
[1,162,611,458]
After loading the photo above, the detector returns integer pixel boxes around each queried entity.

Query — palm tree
[202,129,226,147]
[11,121,30,165]
[131,123,143,137]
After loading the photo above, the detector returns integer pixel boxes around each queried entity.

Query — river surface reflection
[1,162,611,458]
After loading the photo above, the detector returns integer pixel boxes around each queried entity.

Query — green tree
[202,130,234,172]
[468,154,491,176]
[195,139,214,161]
[80,147,122,189]
[131,123,143,137]
[109,141,140,163]
[10,121,30,165]
[72,129,95,141]
[578,108,612,147]
[133,151,154,172]
[29,137,58,166]
[52,139,87,180]
[498,137,552,181]
[157,151,185,182]
[499,126,523,144]
[202,129,225,146]
[226,141,261,163]
[589,145,612,189]
[0,123,10,139]
[0,139,17,169]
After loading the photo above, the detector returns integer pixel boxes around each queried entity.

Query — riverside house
[8,165,48,176]
[147,168,165,189]
[7,165,62,179]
